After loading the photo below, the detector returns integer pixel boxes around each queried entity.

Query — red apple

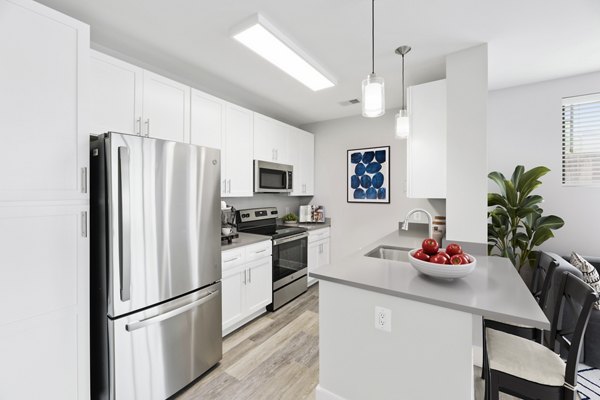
[421,238,439,255]
[439,251,451,263]
[446,243,463,257]
[413,249,430,262]
[450,255,464,265]
[430,253,448,264]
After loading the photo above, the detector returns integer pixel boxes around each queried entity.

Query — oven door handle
[272,232,308,246]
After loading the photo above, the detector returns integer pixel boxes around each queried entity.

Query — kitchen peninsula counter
[312,229,548,400]
[311,230,549,329]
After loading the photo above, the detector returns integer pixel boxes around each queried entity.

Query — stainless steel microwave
[254,160,293,193]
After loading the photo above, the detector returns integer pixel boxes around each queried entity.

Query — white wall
[488,71,600,256]
[302,112,445,263]
[446,44,488,244]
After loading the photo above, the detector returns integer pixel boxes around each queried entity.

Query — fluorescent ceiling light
[232,14,335,91]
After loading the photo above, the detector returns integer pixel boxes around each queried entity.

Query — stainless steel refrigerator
[90,132,222,400]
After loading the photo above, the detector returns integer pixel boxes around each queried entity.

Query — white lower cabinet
[0,204,89,400]
[221,240,272,336]
[307,227,331,286]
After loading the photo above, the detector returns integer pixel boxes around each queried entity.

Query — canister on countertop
[432,215,446,246]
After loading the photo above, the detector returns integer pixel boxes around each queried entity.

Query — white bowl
[408,249,476,279]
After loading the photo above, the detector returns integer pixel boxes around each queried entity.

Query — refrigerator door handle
[118,146,132,302]
[125,290,219,332]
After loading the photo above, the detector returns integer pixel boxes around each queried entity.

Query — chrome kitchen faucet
[401,208,433,238]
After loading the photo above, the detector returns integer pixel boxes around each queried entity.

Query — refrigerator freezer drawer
[108,283,222,400]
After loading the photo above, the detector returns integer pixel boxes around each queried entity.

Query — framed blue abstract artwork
[347,146,390,203]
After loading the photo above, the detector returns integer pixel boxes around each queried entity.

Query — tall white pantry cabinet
[0,0,90,399]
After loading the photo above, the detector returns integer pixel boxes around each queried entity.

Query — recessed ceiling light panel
[231,13,336,91]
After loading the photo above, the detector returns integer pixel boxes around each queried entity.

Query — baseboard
[316,385,347,400]
[222,309,268,337]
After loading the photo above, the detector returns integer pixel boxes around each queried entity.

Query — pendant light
[395,45,411,138]
[362,0,384,118]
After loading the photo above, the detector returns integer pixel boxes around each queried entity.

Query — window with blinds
[562,93,600,186]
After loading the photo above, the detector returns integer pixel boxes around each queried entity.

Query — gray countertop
[311,230,550,330]
[281,217,331,230]
[221,232,270,250]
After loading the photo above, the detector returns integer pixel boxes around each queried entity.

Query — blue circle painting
[366,162,382,174]
[349,147,389,202]
[353,188,366,199]
[350,152,362,164]
[362,151,375,163]
[360,175,372,188]
[366,187,377,199]
[372,172,384,188]
[355,163,366,176]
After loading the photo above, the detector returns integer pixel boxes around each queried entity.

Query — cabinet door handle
[243,269,247,285]
[249,268,252,283]
[224,256,240,263]
[228,179,232,194]
[81,211,87,238]
[136,117,142,135]
[254,249,266,254]
[144,118,150,137]
[81,167,88,194]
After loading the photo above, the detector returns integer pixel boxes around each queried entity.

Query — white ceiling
[37,0,600,126]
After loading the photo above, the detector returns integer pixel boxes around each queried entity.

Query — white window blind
[562,93,600,186]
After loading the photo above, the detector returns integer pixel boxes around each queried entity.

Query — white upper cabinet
[190,89,225,150]
[406,79,447,199]
[223,103,254,197]
[190,89,253,197]
[90,51,190,143]
[290,127,315,196]
[0,0,90,202]
[141,71,190,143]
[253,113,291,165]
[90,50,142,136]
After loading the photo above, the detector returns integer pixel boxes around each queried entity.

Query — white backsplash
[224,194,313,217]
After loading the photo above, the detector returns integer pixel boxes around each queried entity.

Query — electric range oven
[236,207,308,311]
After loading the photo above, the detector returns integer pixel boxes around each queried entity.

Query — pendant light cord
[371,0,375,74]
[402,54,405,109]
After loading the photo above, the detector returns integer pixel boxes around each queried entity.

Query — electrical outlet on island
[374,306,392,332]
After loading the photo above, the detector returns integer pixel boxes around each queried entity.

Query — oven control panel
[236,207,279,223]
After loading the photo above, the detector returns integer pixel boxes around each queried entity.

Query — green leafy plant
[488,165,564,271]
[282,213,298,222]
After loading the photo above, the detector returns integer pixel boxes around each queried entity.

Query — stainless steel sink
[364,245,413,262]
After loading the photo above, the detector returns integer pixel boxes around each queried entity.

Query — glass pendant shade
[395,108,409,138]
[362,73,385,118]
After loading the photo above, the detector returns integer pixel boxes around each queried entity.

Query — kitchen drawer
[221,248,244,271]
[245,240,272,262]
[308,227,330,243]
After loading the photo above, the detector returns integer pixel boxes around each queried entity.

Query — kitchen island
[311,230,549,400]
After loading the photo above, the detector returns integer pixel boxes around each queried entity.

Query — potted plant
[282,212,298,225]
[487,165,564,283]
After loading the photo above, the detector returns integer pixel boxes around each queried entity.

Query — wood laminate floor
[176,284,320,400]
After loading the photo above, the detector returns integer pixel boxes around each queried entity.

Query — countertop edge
[221,232,271,250]
[310,271,551,330]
